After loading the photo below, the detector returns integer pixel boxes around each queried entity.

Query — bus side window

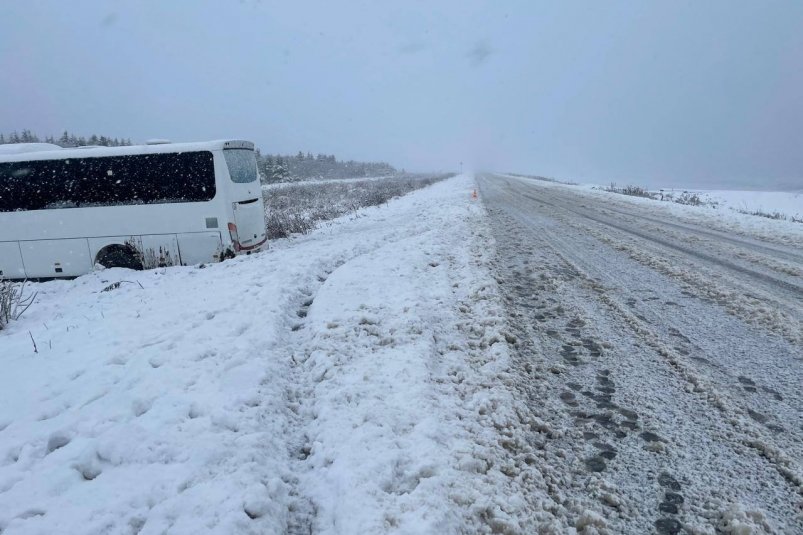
[0,151,217,212]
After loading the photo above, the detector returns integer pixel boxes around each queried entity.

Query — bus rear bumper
[237,236,268,254]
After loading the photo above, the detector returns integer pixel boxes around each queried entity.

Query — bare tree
[0,279,37,331]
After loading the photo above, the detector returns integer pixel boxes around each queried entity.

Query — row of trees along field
[2,131,398,182]
[256,150,397,183]
[1,130,133,147]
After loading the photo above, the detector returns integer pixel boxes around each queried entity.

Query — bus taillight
[227,222,241,251]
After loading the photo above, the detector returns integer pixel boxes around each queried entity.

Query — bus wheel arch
[95,244,144,270]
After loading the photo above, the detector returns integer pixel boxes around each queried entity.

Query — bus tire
[95,244,143,271]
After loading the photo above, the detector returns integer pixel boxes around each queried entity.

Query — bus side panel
[20,239,92,278]
[0,242,26,279]
[176,232,223,265]
[139,235,181,268]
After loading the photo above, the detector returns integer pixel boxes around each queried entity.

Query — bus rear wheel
[96,244,143,271]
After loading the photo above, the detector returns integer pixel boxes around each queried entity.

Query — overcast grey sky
[1,1,802,190]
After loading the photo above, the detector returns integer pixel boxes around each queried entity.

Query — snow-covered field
[658,189,802,220]
[0,175,530,534]
[262,175,397,189]
[701,189,802,221]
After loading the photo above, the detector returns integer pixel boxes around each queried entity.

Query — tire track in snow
[268,260,345,534]
[562,194,803,266]
[507,182,803,443]
[561,192,803,280]
[503,178,803,345]
[517,190,803,302]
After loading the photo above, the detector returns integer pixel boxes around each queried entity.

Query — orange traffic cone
[471,189,478,200]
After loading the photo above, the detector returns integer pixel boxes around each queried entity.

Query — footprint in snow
[746,409,768,424]
[659,491,684,514]
[655,517,681,534]
[585,456,607,472]
[761,386,783,401]
[593,412,619,432]
[658,472,681,491]
[738,376,757,393]
[559,391,578,407]
[592,441,617,460]
[46,432,71,454]
[640,431,664,443]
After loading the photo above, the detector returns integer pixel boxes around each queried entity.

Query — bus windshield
[223,149,257,183]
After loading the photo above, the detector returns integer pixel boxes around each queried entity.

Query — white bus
[0,139,267,279]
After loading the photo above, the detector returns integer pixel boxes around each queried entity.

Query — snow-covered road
[478,173,803,534]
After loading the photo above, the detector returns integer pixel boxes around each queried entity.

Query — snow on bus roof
[0,140,254,163]
[0,143,64,155]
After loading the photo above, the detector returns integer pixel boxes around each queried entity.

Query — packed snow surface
[478,173,803,534]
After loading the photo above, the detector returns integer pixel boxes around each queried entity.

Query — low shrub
[605,183,657,199]
[674,192,703,206]
[0,279,37,331]
[735,208,790,221]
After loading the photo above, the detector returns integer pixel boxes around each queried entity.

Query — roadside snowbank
[293,185,528,533]
[0,175,526,534]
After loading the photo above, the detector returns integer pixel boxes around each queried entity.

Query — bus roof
[0,139,254,163]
